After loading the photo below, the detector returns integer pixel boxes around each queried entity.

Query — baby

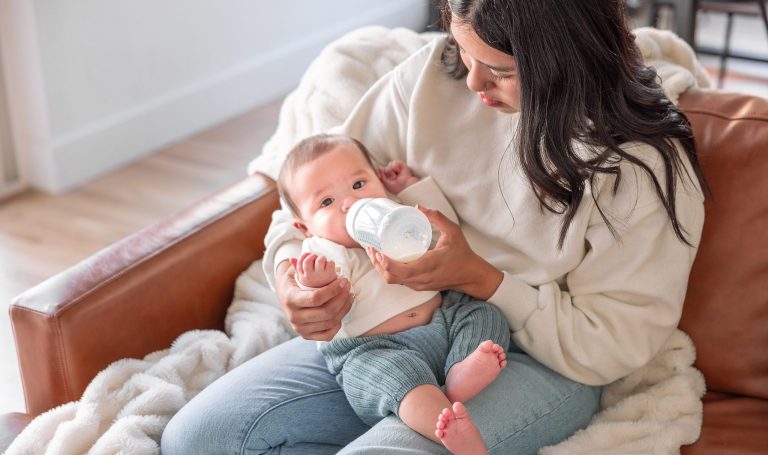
[277,133,511,454]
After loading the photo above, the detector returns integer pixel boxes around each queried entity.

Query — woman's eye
[352,180,365,190]
[491,72,514,81]
[320,198,333,208]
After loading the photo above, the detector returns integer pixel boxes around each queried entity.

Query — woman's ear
[293,221,311,238]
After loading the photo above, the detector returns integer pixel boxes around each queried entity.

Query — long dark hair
[440,0,708,247]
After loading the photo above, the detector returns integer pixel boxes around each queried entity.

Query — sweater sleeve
[396,176,459,224]
[261,205,304,291]
[489,150,705,385]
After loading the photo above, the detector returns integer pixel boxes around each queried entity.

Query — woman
[161,0,707,453]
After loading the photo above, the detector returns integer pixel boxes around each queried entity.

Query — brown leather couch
[3,87,767,453]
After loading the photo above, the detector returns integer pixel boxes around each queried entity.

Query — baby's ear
[293,221,311,238]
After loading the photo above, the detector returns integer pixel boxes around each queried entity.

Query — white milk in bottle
[345,198,431,262]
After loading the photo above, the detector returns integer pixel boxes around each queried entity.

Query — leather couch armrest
[0,413,33,453]
[9,174,280,416]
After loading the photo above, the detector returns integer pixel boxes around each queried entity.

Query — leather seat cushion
[682,394,768,455]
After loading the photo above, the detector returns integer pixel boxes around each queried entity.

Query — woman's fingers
[304,324,344,341]
[367,246,435,289]
[418,206,458,235]
[367,248,402,281]
[285,277,352,339]
[290,276,349,309]
[364,206,480,292]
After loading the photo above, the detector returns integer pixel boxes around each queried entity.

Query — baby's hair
[278,133,376,218]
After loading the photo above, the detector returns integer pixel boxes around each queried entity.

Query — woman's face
[450,17,521,113]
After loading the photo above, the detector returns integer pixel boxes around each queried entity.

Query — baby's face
[290,143,387,247]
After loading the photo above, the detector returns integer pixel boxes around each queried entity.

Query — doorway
[0,46,22,199]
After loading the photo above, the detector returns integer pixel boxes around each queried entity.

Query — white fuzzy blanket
[6,26,709,455]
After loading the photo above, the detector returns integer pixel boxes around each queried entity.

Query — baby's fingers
[301,253,318,273]
[315,255,328,273]
[377,167,388,180]
[389,160,405,173]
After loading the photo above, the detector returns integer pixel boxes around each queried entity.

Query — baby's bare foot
[445,340,506,403]
[435,402,487,455]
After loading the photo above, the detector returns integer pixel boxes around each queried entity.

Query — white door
[0,53,21,199]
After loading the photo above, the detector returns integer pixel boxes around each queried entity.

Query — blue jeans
[161,336,601,455]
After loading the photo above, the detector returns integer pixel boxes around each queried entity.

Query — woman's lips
[479,93,501,107]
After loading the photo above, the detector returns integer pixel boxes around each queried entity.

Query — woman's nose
[466,61,489,93]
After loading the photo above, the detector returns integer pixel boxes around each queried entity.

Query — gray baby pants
[318,290,511,426]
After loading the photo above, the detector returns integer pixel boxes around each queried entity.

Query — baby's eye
[352,180,365,190]
[320,197,334,208]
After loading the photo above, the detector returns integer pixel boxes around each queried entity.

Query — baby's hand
[378,160,420,195]
[291,252,337,288]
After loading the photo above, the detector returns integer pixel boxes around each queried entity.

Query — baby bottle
[345,198,432,262]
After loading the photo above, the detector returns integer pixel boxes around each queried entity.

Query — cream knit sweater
[261,38,705,386]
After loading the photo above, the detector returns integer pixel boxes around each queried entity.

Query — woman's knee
[464,354,601,454]
[161,337,347,454]
[161,397,226,454]
[486,383,600,454]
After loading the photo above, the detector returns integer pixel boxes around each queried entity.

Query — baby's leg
[445,340,507,403]
[399,386,487,455]
[397,384,451,444]
[440,296,511,403]
[435,402,487,455]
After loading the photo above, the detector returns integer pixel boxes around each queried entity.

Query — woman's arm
[373,146,706,385]
[506,187,704,385]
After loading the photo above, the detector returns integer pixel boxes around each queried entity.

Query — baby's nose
[341,197,357,213]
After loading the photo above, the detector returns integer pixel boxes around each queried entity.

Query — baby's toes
[478,340,494,353]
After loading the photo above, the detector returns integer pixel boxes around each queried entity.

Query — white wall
[5,0,429,192]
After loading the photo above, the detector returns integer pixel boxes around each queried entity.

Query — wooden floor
[0,98,282,414]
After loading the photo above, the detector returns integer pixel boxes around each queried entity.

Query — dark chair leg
[718,11,735,89]
[758,1,768,32]
[649,2,662,27]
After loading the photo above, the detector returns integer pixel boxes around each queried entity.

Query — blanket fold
[6,25,708,455]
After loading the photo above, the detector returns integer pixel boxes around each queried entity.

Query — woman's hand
[274,260,353,341]
[367,206,504,300]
